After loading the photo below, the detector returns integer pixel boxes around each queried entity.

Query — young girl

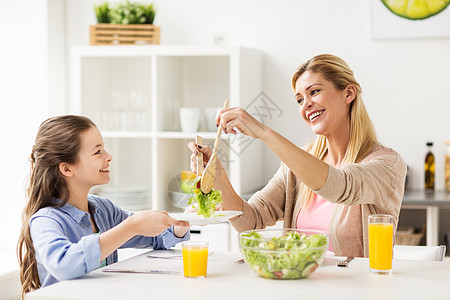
[17,115,190,297]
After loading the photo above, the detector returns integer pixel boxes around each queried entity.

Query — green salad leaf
[239,230,328,279]
[188,178,223,217]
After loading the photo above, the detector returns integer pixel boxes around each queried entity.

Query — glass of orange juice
[182,241,209,278]
[368,214,394,274]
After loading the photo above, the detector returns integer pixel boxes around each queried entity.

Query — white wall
[0,0,49,255]
[66,0,450,191]
[48,0,67,115]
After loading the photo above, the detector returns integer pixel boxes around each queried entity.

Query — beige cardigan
[230,143,407,257]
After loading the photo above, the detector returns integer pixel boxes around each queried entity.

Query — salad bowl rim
[238,228,329,251]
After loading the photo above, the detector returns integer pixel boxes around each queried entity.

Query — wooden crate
[90,24,160,45]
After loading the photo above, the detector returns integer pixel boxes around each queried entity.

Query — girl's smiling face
[71,126,112,189]
[294,71,354,137]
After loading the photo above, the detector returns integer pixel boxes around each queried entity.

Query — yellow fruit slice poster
[382,0,449,20]
[372,0,450,39]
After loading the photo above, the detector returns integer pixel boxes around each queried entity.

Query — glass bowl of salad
[238,228,329,279]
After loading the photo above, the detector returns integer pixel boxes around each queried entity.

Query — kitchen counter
[402,190,450,246]
[403,190,450,206]
[27,250,450,300]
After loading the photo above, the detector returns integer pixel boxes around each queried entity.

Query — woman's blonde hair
[291,54,378,208]
[17,115,95,299]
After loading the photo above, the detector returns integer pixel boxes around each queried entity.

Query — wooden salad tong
[199,100,229,194]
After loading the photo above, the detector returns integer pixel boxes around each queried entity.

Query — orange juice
[182,242,208,278]
[369,222,393,273]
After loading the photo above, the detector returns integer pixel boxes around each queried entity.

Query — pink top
[296,193,334,252]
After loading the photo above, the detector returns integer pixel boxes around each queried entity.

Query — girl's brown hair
[291,54,378,208]
[17,115,95,298]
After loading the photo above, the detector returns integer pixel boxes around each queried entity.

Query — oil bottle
[424,142,435,191]
[445,141,450,192]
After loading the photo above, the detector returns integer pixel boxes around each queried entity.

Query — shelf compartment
[101,131,153,139]
[79,57,152,132]
[155,56,229,132]
[155,131,229,139]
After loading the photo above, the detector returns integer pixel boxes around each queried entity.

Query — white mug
[179,108,200,132]
[203,108,220,132]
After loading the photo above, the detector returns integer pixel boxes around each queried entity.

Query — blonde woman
[188,54,406,257]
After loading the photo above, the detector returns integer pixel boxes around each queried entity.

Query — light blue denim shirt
[30,194,189,287]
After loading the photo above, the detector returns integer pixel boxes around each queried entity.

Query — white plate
[169,211,242,225]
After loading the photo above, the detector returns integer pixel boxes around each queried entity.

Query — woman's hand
[216,107,268,140]
[185,106,248,213]
[129,210,188,237]
[187,143,225,175]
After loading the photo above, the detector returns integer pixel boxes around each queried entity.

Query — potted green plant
[90,1,159,45]
[110,1,156,24]
[93,1,156,25]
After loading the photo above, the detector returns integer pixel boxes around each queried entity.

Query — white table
[27,250,450,300]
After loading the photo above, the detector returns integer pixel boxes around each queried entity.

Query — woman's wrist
[259,126,273,143]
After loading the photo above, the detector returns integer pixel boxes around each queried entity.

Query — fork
[336,256,355,267]
[147,251,215,259]
[147,255,182,259]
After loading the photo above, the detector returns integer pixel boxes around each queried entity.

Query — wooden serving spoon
[200,100,229,194]
[195,135,204,188]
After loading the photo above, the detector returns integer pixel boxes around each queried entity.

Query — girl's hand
[216,107,267,140]
[130,210,188,237]
[173,224,190,238]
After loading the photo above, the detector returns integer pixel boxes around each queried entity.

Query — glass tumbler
[369,214,394,274]
[182,241,209,278]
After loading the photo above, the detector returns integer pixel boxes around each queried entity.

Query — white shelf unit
[70,45,264,214]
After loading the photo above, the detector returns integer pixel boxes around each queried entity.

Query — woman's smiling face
[294,71,353,137]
